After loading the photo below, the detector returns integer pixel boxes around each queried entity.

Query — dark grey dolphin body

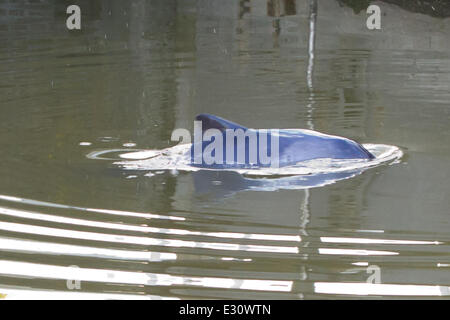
[190,114,374,169]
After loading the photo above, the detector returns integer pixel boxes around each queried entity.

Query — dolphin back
[278,130,375,164]
[190,114,375,168]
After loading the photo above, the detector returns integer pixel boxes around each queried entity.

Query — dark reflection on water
[0,0,449,299]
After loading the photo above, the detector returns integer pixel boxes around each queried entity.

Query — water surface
[0,0,449,299]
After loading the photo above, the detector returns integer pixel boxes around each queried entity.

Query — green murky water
[0,0,449,299]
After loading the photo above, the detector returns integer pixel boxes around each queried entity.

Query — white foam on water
[109,143,403,176]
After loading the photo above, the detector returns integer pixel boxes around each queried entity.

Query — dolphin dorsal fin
[195,114,248,132]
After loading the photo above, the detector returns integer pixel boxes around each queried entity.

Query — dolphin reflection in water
[192,169,364,199]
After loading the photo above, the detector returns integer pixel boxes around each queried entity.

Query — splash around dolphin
[190,114,375,169]
[86,114,403,190]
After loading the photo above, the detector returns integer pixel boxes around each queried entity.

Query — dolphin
[191,114,374,169]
